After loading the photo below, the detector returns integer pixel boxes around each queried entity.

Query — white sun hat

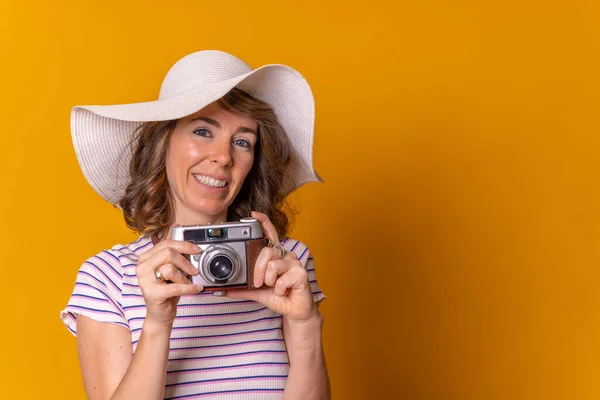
[70,50,322,206]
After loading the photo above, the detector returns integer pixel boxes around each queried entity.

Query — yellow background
[1,0,599,399]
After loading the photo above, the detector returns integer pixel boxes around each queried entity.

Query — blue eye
[234,139,252,148]
[193,128,211,137]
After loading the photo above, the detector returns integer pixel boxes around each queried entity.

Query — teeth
[194,174,227,188]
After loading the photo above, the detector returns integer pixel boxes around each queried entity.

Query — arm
[225,212,331,400]
[75,240,203,400]
[282,311,331,400]
[77,316,172,400]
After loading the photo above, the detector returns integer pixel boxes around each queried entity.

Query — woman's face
[165,101,258,225]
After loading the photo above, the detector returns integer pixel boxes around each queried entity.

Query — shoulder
[105,235,153,265]
[79,236,152,277]
[282,237,324,301]
[281,237,314,268]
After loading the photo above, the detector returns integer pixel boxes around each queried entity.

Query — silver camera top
[170,217,264,244]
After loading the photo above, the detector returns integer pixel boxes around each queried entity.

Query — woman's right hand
[136,240,204,327]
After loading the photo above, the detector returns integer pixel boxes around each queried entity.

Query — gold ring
[154,267,165,283]
[273,244,286,259]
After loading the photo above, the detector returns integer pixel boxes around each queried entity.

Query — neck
[174,207,228,227]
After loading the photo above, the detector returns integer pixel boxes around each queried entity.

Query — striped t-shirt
[60,235,325,399]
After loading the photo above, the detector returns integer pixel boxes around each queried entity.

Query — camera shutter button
[240,217,257,223]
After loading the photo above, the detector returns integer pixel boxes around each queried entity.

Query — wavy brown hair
[118,88,296,240]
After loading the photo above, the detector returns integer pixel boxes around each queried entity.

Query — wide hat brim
[71,52,322,206]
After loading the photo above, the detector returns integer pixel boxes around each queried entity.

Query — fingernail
[195,285,204,292]
[253,279,261,288]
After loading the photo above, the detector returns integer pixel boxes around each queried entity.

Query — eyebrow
[189,116,257,135]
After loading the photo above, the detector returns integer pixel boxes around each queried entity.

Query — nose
[208,137,233,167]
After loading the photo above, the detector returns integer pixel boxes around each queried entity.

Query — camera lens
[199,245,241,286]
[209,256,234,280]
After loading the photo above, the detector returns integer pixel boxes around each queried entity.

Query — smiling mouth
[193,174,229,189]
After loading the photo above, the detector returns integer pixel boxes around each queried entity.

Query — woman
[61,50,329,399]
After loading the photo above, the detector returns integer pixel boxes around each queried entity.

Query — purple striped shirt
[61,236,325,399]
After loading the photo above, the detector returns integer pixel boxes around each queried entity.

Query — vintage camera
[170,218,267,294]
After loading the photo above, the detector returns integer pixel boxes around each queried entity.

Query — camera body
[170,218,267,293]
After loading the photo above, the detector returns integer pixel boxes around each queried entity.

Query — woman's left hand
[224,211,318,322]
